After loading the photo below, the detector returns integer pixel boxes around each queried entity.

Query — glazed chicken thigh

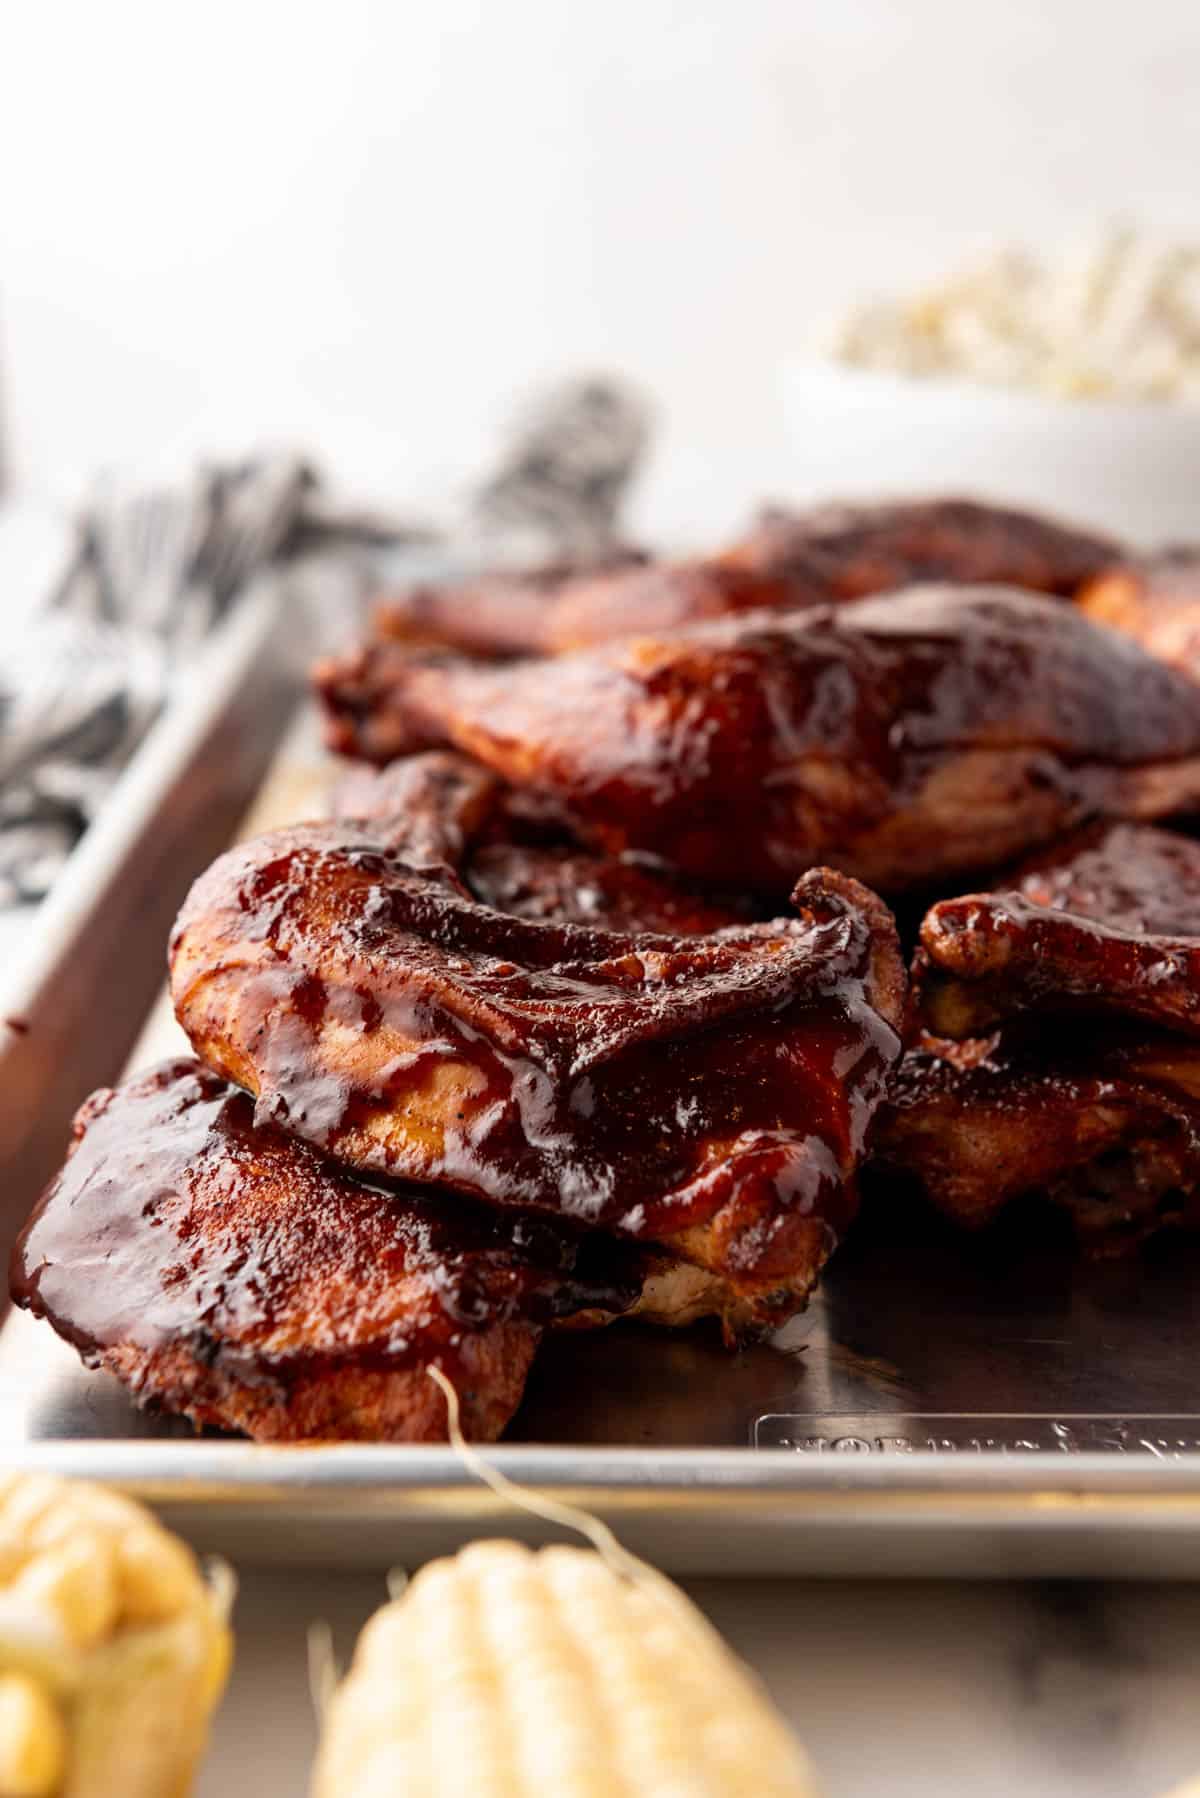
[721,496,1116,600]
[876,1032,1200,1251]
[912,822,1200,1041]
[170,825,905,1332]
[365,497,1117,658]
[882,820,1200,1249]
[316,587,1200,897]
[12,1060,661,1443]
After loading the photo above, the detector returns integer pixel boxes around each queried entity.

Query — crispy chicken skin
[371,550,649,660]
[363,503,1115,665]
[314,586,1200,897]
[1076,549,1200,682]
[11,1060,664,1443]
[362,498,1117,660]
[170,831,904,1331]
[913,822,1200,1041]
[875,1032,1200,1251]
[330,751,505,870]
[885,820,1200,1248]
[721,497,1118,600]
[547,495,1116,651]
[541,563,799,653]
[330,751,754,935]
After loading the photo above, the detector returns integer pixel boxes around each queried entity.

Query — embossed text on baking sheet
[754,1415,1200,1455]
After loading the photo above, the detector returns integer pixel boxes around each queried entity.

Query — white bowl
[779,362,1200,546]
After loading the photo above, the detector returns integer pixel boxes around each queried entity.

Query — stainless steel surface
[2,1178,1200,1575]
[5,690,1200,1577]
[0,582,298,1221]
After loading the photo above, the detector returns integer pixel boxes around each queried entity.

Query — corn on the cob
[0,1472,232,1798]
[312,1538,818,1798]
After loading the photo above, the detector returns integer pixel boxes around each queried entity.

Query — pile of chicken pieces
[15,497,1200,1444]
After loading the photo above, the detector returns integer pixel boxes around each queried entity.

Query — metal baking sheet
[0,580,297,1218]
[5,715,1200,1578]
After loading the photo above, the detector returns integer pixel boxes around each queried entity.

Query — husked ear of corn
[312,1539,818,1798]
[0,1472,233,1798]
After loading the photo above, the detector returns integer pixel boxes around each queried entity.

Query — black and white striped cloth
[0,456,330,906]
[0,377,649,906]
[471,377,651,556]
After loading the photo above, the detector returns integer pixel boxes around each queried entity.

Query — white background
[5,0,1200,537]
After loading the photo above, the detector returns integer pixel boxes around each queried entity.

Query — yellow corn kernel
[112,1528,202,1629]
[312,1539,818,1798]
[0,1672,67,1797]
[12,1540,118,1655]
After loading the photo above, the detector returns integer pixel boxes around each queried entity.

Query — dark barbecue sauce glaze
[11,1059,645,1395]
[913,822,1200,1043]
[170,827,905,1294]
[355,500,1116,665]
[329,750,757,936]
[876,1024,1200,1248]
[722,497,1118,600]
[538,498,1118,651]
[313,587,1200,895]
